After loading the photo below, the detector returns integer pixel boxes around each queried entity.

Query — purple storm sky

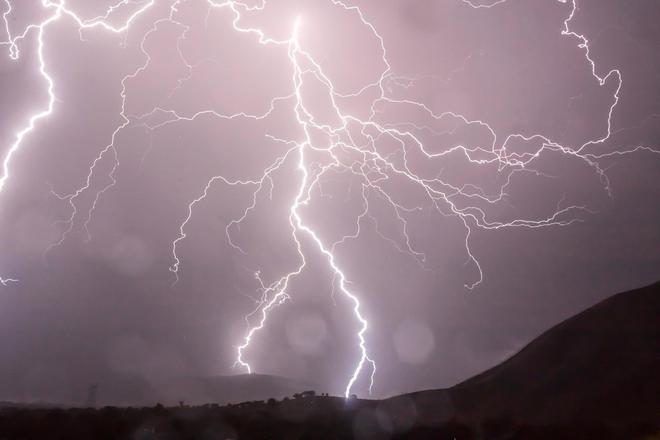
[0,0,658,404]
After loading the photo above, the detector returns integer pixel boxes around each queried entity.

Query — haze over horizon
[0,0,658,405]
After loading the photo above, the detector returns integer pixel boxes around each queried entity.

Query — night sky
[0,0,658,404]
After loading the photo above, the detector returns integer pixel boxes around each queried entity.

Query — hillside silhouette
[136,373,319,407]
[0,281,658,439]
[399,279,660,427]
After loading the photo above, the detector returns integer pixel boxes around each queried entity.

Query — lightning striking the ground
[1,0,658,397]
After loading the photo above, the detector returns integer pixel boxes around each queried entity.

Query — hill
[398,280,660,426]
[145,374,319,406]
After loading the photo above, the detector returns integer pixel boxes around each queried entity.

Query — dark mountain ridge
[398,280,660,426]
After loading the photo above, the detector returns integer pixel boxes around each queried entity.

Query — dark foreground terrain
[0,396,657,440]
[1,281,658,439]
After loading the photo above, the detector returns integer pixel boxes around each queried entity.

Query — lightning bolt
[1,0,658,399]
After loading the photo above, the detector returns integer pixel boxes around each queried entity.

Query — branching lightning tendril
[1,0,658,397]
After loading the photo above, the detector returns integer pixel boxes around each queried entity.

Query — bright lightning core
[1,0,658,398]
